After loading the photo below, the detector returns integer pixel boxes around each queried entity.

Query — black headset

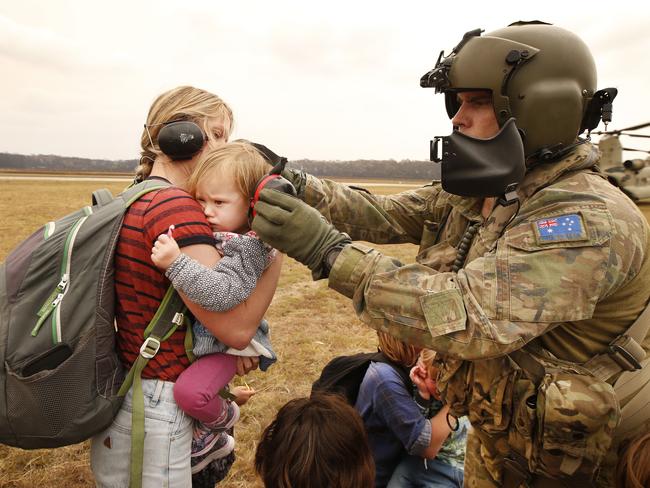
[149,120,207,160]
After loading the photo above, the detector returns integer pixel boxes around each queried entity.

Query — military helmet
[421,21,598,159]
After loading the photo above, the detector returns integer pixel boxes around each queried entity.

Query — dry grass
[0,178,420,488]
[3,178,649,487]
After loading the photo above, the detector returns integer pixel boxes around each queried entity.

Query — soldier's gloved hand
[252,188,350,278]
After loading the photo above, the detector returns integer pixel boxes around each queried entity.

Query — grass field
[0,178,422,488]
[2,178,650,488]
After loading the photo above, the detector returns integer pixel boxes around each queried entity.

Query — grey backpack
[0,179,186,454]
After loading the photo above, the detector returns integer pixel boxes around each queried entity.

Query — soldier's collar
[445,193,483,221]
[517,142,599,201]
[441,142,598,222]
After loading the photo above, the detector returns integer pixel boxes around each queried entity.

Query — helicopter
[592,121,650,202]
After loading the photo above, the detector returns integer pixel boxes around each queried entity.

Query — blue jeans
[386,455,463,488]
[90,379,193,488]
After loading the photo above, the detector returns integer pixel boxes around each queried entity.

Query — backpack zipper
[32,274,68,336]
[32,207,92,342]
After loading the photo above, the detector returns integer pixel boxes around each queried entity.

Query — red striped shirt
[114,182,214,381]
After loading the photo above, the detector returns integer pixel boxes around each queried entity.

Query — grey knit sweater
[165,233,269,311]
[165,232,274,358]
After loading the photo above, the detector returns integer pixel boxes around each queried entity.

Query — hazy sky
[1,0,649,162]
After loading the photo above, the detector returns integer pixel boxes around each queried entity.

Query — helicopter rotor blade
[617,121,650,133]
[620,133,650,139]
[622,147,650,154]
[592,121,650,135]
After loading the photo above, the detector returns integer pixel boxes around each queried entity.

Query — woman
[90,85,282,487]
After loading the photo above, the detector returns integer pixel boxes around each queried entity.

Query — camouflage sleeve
[299,173,444,244]
[328,198,647,360]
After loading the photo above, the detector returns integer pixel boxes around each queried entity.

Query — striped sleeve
[142,188,215,249]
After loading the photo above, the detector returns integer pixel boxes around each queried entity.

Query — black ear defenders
[155,120,206,160]
[248,143,297,222]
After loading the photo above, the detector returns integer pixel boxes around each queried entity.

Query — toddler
[151,142,279,474]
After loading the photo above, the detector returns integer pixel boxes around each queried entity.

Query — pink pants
[173,353,237,424]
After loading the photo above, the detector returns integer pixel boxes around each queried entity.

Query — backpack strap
[121,179,171,207]
[116,286,187,488]
[92,189,114,207]
[583,301,650,381]
[117,179,190,488]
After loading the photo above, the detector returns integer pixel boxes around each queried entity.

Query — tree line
[0,153,440,180]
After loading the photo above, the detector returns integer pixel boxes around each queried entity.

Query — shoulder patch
[532,213,587,244]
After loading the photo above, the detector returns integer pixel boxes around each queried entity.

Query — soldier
[252,21,650,488]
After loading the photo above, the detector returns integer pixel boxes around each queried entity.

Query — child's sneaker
[191,448,236,485]
[191,431,235,475]
[191,401,240,458]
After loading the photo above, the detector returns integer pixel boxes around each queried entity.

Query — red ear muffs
[247,142,295,221]
[249,174,297,220]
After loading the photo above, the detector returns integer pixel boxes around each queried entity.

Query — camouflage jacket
[294,140,650,484]
[294,141,650,365]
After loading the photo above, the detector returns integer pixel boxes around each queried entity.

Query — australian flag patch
[533,213,587,243]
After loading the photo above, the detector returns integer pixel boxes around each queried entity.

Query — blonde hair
[377,331,420,367]
[136,86,234,181]
[187,142,269,200]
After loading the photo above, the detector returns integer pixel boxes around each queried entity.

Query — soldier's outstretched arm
[253,186,644,360]
[286,170,444,244]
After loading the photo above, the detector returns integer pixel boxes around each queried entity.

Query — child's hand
[151,225,181,270]
[424,375,441,401]
[231,385,256,406]
[410,364,431,400]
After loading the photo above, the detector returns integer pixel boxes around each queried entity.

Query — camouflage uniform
[293,142,650,487]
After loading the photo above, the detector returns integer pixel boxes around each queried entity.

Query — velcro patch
[419,289,467,337]
[533,213,587,244]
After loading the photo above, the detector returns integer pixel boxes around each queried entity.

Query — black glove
[252,189,350,278]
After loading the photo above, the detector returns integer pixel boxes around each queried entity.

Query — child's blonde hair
[377,331,420,367]
[187,142,269,200]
